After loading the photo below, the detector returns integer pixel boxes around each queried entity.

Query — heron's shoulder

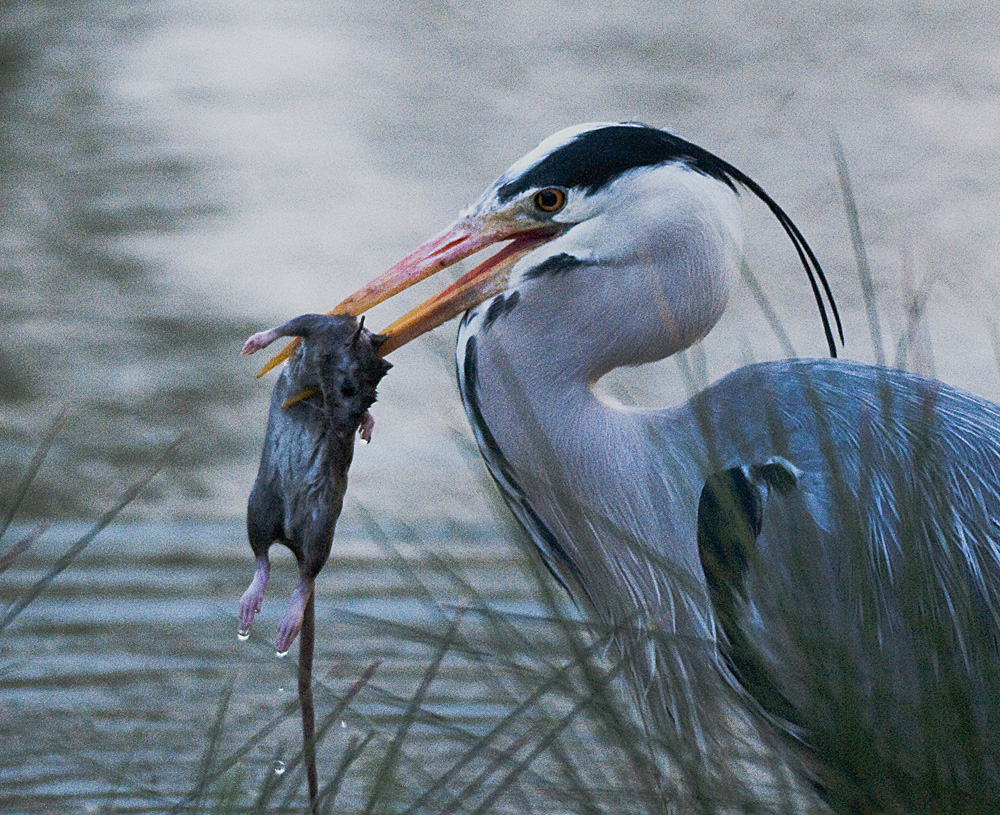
[690,358,1000,468]
[714,358,999,412]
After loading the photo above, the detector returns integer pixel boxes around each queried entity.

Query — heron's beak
[371,219,559,356]
[257,216,557,375]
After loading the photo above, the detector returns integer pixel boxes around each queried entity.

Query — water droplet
[276,648,289,659]
[273,760,286,776]
[278,686,285,694]
[237,628,250,641]
[340,720,347,729]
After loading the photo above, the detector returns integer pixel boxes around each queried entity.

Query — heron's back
[686,359,1000,810]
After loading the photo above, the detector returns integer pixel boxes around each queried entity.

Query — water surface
[1,0,998,810]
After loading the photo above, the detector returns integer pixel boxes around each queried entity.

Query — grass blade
[831,132,884,365]
[740,261,797,359]
[0,522,49,576]
[363,612,464,815]
[0,433,186,635]
[0,407,68,546]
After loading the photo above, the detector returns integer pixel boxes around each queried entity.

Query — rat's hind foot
[275,577,314,654]
[237,588,262,637]
[238,556,270,637]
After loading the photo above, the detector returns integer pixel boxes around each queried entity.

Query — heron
[278,122,1000,811]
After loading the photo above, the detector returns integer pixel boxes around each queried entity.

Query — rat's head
[283,314,392,434]
[316,319,393,434]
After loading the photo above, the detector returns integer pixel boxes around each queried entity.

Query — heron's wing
[696,460,803,728]
[697,449,1000,810]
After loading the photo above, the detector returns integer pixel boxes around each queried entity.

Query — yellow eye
[533,188,566,213]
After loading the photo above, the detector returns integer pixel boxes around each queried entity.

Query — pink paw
[359,411,375,443]
[238,586,263,635]
[275,579,313,653]
[238,557,270,637]
[241,328,280,356]
[275,612,304,654]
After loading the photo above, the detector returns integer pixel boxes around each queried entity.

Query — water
[2,521,583,813]
[1,0,998,811]
[2,0,998,524]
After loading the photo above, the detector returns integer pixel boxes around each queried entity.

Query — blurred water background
[1,0,998,811]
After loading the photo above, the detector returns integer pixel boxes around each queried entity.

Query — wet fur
[239,313,391,811]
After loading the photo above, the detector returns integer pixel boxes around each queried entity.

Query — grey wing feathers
[696,435,1000,811]
[696,459,802,726]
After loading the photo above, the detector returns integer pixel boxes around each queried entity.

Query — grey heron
[294,122,1000,811]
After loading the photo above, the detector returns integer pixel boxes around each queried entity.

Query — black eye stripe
[496,124,739,203]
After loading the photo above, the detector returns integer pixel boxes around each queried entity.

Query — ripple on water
[1,520,573,813]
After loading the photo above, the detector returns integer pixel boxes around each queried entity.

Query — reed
[4,146,996,814]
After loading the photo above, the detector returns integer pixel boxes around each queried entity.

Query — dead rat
[238,312,390,811]
[238,312,391,650]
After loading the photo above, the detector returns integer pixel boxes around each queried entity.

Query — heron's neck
[457,168,742,628]
[459,311,712,631]
[506,165,741,381]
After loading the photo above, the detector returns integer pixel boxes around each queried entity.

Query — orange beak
[258,216,559,375]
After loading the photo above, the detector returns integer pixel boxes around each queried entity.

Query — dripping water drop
[273,760,286,776]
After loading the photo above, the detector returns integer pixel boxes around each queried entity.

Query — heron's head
[258,123,839,376]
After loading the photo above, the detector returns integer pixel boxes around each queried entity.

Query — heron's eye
[533,188,566,213]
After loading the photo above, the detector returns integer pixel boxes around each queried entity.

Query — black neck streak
[482,290,520,333]
[460,335,585,596]
[523,253,587,281]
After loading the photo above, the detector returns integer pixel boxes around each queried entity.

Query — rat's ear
[348,316,366,349]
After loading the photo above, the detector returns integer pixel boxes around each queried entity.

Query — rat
[239,313,391,812]
[238,312,391,651]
